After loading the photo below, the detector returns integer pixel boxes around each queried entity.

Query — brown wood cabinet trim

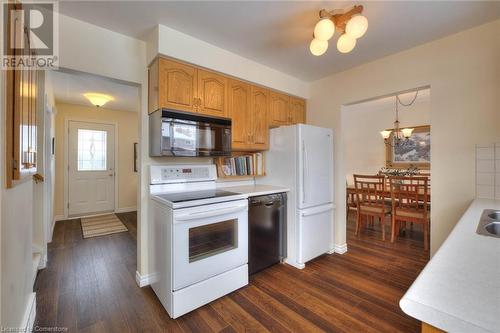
[421,322,446,333]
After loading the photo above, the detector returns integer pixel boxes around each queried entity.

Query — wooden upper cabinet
[228,80,251,150]
[289,97,306,125]
[197,70,228,117]
[157,58,198,113]
[148,56,305,152]
[269,91,290,127]
[250,86,269,150]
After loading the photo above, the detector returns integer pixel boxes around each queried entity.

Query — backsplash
[475,143,500,199]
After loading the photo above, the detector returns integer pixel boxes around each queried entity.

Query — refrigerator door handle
[302,140,306,204]
[300,204,334,217]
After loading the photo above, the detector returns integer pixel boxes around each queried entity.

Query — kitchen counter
[221,184,290,197]
[400,198,500,333]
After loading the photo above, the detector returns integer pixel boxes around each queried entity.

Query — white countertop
[220,184,290,197]
[400,198,500,333]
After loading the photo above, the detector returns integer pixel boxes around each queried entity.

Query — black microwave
[149,109,232,157]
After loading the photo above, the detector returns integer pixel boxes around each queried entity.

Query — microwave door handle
[175,204,247,222]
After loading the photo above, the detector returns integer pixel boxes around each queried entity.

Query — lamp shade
[346,15,368,39]
[380,130,392,139]
[83,93,114,107]
[314,18,335,41]
[401,128,414,138]
[337,34,356,53]
[310,38,328,56]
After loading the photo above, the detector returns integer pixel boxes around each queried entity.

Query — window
[77,129,107,171]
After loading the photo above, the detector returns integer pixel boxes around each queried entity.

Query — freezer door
[297,125,333,209]
[297,204,334,264]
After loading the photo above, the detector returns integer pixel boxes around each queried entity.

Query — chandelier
[380,91,419,147]
[310,5,368,56]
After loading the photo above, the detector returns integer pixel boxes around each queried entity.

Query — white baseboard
[135,270,155,287]
[53,215,65,222]
[334,243,348,254]
[20,292,36,333]
[39,252,48,269]
[115,206,137,213]
[284,259,305,270]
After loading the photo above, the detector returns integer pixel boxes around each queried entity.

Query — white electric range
[149,164,249,319]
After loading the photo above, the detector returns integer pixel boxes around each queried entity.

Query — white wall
[308,20,500,255]
[151,24,310,98]
[1,75,35,328]
[343,89,430,184]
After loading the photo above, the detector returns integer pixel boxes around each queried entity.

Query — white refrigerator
[257,124,334,269]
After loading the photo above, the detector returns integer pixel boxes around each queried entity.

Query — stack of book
[221,153,264,177]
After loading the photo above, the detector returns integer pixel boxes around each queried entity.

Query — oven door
[161,119,231,156]
[172,199,248,291]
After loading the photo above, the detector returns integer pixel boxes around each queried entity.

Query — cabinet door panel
[158,58,197,112]
[198,70,228,117]
[228,80,251,150]
[289,97,306,124]
[269,91,289,127]
[251,86,269,150]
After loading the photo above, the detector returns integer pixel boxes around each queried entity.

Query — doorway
[341,87,432,256]
[67,121,116,217]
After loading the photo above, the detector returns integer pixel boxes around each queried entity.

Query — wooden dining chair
[353,175,392,240]
[346,186,358,223]
[388,176,430,250]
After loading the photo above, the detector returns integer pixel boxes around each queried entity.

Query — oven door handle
[175,204,247,222]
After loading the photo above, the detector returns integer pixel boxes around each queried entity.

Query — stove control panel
[150,164,217,184]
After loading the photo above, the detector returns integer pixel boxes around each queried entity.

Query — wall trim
[48,216,62,243]
[135,270,155,287]
[334,243,348,254]
[39,252,48,269]
[115,206,137,213]
[20,292,36,333]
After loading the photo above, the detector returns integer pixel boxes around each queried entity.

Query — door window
[189,219,237,262]
[77,129,107,171]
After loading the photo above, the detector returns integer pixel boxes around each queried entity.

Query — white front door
[68,121,115,217]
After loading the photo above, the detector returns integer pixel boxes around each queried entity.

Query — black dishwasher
[248,193,286,275]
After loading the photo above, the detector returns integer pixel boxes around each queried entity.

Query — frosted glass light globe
[314,18,335,41]
[346,15,368,39]
[337,34,356,53]
[310,38,328,56]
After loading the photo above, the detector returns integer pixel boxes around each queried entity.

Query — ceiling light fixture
[83,93,114,107]
[309,38,329,56]
[310,5,368,56]
[381,91,419,147]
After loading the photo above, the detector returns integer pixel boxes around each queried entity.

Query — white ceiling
[58,1,500,81]
[50,70,140,112]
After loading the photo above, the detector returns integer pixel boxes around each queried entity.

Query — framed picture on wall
[386,125,430,169]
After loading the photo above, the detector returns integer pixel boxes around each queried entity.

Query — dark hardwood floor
[34,212,429,332]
